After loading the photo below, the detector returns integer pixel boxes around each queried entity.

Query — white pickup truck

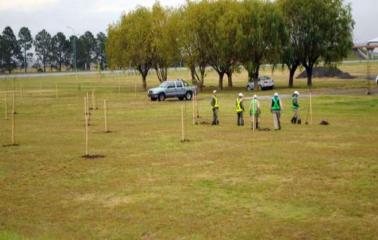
[147,80,198,101]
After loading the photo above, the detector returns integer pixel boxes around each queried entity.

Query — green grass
[0,63,377,239]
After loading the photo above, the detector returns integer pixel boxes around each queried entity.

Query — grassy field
[0,63,377,240]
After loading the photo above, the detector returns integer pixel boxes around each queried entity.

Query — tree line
[0,26,107,73]
[106,0,354,90]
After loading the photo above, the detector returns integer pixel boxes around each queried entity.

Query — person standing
[211,90,219,125]
[249,94,261,130]
[291,91,301,124]
[271,92,283,130]
[236,93,245,126]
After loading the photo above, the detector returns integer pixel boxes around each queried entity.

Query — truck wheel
[178,96,184,101]
[158,93,166,101]
[185,92,192,100]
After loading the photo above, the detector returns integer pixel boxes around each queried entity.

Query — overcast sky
[0,0,377,42]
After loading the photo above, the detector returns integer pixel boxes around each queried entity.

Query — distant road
[0,68,188,79]
[0,60,377,79]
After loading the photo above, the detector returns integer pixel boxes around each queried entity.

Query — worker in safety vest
[271,92,283,130]
[249,94,261,130]
[211,90,219,125]
[291,91,301,124]
[236,93,245,126]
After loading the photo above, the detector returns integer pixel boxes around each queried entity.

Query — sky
[0,0,377,43]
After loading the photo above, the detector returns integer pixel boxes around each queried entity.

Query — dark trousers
[237,112,244,126]
[272,110,281,130]
[212,108,219,125]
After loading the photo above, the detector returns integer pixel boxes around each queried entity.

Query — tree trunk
[305,65,313,87]
[288,65,298,88]
[226,72,233,88]
[142,74,147,90]
[137,65,149,90]
[218,71,225,90]
[253,64,260,91]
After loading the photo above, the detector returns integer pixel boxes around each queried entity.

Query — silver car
[148,80,197,101]
[246,76,275,90]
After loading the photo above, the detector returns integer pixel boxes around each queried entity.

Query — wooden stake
[84,97,89,156]
[104,99,108,132]
[309,91,313,125]
[192,92,196,125]
[11,92,15,145]
[195,92,200,118]
[252,100,256,133]
[91,90,96,110]
[181,105,185,141]
[84,94,88,117]
[86,92,90,113]
[4,93,8,120]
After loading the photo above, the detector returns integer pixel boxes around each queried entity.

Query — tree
[51,32,69,71]
[95,32,107,70]
[206,0,241,89]
[78,31,96,70]
[34,29,52,72]
[18,27,33,73]
[0,26,21,73]
[107,7,154,89]
[177,1,210,89]
[151,3,180,82]
[237,0,286,91]
[279,0,354,87]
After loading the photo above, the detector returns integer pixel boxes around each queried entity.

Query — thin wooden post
[252,99,256,133]
[86,92,90,112]
[84,97,89,156]
[309,91,313,125]
[91,90,96,110]
[104,99,108,132]
[181,105,185,142]
[11,92,15,145]
[55,83,58,98]
[4,93,8,120]
[192,92,196,125]
[195,92,200,118]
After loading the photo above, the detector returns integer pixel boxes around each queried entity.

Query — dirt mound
[297,67,355,79]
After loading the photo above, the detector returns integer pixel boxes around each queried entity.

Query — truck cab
[148,79,197,101]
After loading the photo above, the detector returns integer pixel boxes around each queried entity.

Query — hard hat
[274,92,279,96]
[238,93,243,97]
[213,90,217,94]
[294,91,299,95]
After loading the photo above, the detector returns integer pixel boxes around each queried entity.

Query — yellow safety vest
[236,98,243,113]
[212,96,219,109]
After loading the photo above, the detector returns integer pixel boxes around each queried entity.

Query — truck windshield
[160,82,169,88]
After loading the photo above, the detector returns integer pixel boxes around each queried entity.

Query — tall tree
[177,1,210,89]
[18,27,33,73]
[279,0,354,87]
[107,7,154,89]
[51,32,69,71]
[151,3,180,82]
[206,0,240,89]
[79,31,96,70]
[34,29,52,72]
[237,0,286,91]
[95,32,107,70]
[0,26,21,73]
